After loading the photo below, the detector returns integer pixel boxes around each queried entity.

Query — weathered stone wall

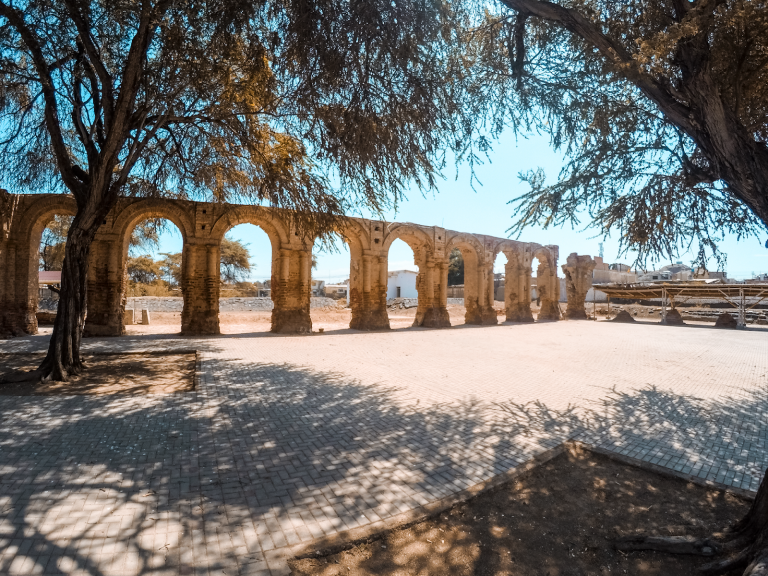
[0,193,570,337]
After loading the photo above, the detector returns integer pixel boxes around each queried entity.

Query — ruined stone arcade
[0,192,568,336]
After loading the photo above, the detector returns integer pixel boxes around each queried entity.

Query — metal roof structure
[596,282,768,327]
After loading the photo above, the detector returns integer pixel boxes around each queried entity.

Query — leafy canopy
[0,0,479,234]
[470,0,768,268]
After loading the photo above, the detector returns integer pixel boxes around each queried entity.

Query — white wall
[387,270,418,299]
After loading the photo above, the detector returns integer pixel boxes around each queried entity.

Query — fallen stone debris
[714,312,738,328]
[611,309,636,323]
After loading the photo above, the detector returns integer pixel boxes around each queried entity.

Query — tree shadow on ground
[0,345,765,575]
[0,356,533,575]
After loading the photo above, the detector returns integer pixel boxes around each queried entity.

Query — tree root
[614,468,768,576]
[615,535,720,555]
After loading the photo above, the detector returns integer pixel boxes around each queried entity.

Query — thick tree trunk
[616,468,768,576]
[37,211,100,381]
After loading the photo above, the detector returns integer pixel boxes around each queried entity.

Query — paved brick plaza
[1,320,767,575]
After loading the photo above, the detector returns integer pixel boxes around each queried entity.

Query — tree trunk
[615,468,768,576]
[37,212,99,381]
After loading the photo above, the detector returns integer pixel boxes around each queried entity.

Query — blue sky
[152,130,768,282]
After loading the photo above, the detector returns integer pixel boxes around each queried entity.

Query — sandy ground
[0,352,195,394]
[122,304,544,334]
[290,446,749,576]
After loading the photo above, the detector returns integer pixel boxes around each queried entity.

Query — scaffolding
[597,283,768,328]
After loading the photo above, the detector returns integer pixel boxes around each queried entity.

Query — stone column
[505,253,534,322]
[537,260,561,321]
[181,242,221,335]
[84,237,125,336]
[271,248,312,333]
[561,253,596,320]
[478,263,498,325]
[421,258,450,327]
[350,254,390,330]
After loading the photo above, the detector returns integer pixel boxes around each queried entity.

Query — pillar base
[415,306,451,328]
[537,300,561,321]
[350,308,390,331]
[271,308,312,334]
[505,303,534,323]
[564,306,589,320]
[0,309,31,338]
[479,306,498,325]
[182,312,221,335]
[84,313,124,337]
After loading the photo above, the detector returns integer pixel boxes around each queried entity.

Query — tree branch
[0,2,84,197]
[496,0,697,135]
[62,0,115,133]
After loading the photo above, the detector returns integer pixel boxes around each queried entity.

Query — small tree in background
[39,215,73,272]
[448,249,464,286]
[126,256,162,285]
[220,237,252,285]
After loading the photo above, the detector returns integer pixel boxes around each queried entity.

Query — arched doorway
[384,225,448,328]
[216,223,272,334]
[121,218,183,334]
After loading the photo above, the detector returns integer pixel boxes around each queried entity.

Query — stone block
[124,309,135,325]
[141,309,151,325]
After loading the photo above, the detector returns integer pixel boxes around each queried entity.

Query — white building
[387,269,418,299]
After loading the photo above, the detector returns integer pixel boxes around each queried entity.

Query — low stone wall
[386,298,466,309]
[39,296,342,313]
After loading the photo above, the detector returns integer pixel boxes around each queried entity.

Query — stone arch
[445,232,495,325]
[16,195,77,334]
[382,223,448,327]
[312,218,389,330]
[103,199,194,335]
[210,205,289,257]
[382,223,433,258]
[113,199,194,258]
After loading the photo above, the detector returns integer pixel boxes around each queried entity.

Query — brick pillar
[181,242,221,335]
[84,238,124,336]
[420,259,450,327]
[505,257,534,322]
[478,262,498,325]
[561,253,596,320]
[0,239,27,337]
[537,260,561,321]
[271,248,312,333]
[350,254,389,330]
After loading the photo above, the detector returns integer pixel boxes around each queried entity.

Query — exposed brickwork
[0,193,569,337]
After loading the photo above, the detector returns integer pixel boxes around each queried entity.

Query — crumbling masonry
[562,253,597,320]
[0,192,579,336]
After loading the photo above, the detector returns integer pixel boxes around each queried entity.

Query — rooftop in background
[38,271,61,284]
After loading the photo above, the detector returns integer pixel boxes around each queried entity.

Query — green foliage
[220,236,252,284]
[126,255,162,285]
[158,253,182,287]
[471,0,768,268]
[39,215,72,271]
[448,248,464,285]
[0,0,479,237]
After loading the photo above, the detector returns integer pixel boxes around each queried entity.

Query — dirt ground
[121,303,539,334]
[0,352,195,395]
[290,447,749,576]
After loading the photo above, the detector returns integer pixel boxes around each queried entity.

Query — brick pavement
[1,320,767,575]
